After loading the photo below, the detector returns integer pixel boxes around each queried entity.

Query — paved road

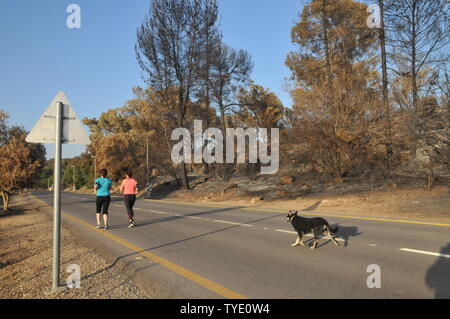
[30,191,450,298]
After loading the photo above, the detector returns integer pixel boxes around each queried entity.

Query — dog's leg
[311,238,318,249]
[311,231,319,249]
[298,234,307,248]
[327,229,340,246]
[330,235,339,246]
[291,236,300,247]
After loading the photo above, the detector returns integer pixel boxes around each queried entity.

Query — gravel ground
[0,195,148,299]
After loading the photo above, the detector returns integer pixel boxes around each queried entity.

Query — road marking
[399,248,450,259]
[62,192,450,228]
[145,198,232,209]
[275,229,297,234]
[29,194,247,299]
[212,220,253,227]
[128,204,347,238]
[275,229,345,242]
[147,210,169,215]
[297,213,450,228]
[145,198,450,228]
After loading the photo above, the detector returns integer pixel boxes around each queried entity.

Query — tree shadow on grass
[0,207,31,218]
[301,201,323,211]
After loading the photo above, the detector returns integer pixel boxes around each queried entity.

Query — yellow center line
[145,199,450,228]
[296,212,450,227]
[30,194,247,299]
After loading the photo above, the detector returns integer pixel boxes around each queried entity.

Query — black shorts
[124,194,136,219]
[96,196,111,214]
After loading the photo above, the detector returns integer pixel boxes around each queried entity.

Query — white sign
[367,4,381,29]
[26,91,90,145]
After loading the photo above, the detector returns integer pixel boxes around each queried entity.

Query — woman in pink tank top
[120,168,138,228]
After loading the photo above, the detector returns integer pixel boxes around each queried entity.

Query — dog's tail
[325,224,339,234]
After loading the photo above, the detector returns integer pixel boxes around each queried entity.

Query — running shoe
[94,225,101,229]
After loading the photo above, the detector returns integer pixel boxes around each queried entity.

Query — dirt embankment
[0,195,147,299]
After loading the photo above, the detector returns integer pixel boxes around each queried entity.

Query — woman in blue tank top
[94,168,112,229]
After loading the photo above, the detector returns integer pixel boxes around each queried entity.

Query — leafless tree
[417,66,450,187]
[373,0,394,170]
[209,42,252,179]
[136,0,220,189]
[385,0,449,155]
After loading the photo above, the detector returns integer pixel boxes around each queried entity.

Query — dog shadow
[302,237,337,249]
[300,224,361,249]
[334,224,362,247]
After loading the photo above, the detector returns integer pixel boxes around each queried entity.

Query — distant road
[31,191,450,298]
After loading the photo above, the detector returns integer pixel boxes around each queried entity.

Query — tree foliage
[286,0,380,177]
[0,112,46,211]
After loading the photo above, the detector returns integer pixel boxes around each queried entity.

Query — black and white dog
[286,210,339,249]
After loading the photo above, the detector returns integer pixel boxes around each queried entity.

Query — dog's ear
[294,211,298,215]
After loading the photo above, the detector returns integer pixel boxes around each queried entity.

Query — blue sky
[0,0,303,159]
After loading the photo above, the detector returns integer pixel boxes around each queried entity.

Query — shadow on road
[133,211,285,251]
[334,224,362,247]
[298,224,361,249]
[425,243,450,299]
[134,206,249,228]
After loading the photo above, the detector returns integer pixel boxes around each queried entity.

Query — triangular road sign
[26,91,91,145]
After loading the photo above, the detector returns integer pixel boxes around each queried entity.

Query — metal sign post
[26,92,90,293]
[52,101,63,292]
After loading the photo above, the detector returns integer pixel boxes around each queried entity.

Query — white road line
[212,220,253,227]
[147,210,169,215]
[135,207,253,227]
[114,206,345,239]
[400,248,450,259]
[275,229,297,234]
[275,229,345,242]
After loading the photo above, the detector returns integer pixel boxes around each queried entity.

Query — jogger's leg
[129,195,136,220]
[102,196,111,226]
[95,196,102,225]
[124,195,133,220]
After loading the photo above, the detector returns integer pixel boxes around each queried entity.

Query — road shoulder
[0,193,147,299]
